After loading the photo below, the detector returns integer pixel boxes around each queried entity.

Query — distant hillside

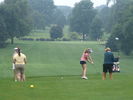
[57,6,72,18]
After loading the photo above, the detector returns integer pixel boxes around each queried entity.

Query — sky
[0,0,107,7]
[54,0,107,7]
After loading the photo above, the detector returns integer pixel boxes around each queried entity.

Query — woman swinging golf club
[80,48,94,79]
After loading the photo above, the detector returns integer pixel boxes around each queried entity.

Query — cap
[88,48,93,53]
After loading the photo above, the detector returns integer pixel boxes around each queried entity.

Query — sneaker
[81,76,88,80]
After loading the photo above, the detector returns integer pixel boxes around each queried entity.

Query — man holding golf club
[80,48,94,79]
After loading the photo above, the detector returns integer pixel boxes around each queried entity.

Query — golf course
[0,40,133,100]
[1,0,133,99]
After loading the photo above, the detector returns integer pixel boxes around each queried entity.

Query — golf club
[93,64,100,74]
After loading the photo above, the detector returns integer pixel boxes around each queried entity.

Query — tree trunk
[82,33,85,41]
[11,37,14,44]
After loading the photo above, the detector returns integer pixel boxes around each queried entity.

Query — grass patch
[0,41,133,100]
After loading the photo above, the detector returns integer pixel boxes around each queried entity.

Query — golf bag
[112,57,120,72]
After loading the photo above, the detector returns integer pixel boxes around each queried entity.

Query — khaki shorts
[15,64,25,74]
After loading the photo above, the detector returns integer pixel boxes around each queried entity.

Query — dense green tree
[69,0,96,40]
[57,6,72,24]
[2,0,32,44]
[53,8,66,28]
[28,0,68,29]
[50,25,63,40]
[31,10,45,30]
[120,17,133,55]
[90,16,103,40]
[28,0,55,26]
[0,4,8,47]
[57,6,72,18]
[106,0,133,55]
[106,24,122,52]
[96,6,111,33]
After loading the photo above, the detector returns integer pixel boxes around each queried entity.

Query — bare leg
[81,64,87,78]
[23,74,25,81]
[102,72,106,80]
[20,68,25,81]
[21,74,25,81]
[17,73,21,81]
[109,72,113,80]
[14,70,17,82]
[20,74,23,81]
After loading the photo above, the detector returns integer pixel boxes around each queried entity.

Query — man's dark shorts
[103,64,113,73]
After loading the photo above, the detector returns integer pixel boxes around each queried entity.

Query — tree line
[0,0,32,46]
[105,0,133,55]
[0,0,67,46]
[69,0,133,55]
[0,0,133,55]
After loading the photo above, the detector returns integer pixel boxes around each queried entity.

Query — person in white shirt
[12,48,18,82]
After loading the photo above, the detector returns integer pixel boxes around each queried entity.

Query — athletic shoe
[81,76,88,80]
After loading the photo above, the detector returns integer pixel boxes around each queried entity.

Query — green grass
[0,40,133,100]
[0,41,104,77]
[0,75,133,100]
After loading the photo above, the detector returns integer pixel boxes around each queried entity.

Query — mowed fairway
[0,41,133,100]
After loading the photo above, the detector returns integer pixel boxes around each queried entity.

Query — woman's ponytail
[17,48,21,56]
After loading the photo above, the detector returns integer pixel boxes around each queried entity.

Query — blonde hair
[105,47,111,52]
[83,48,92,53]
